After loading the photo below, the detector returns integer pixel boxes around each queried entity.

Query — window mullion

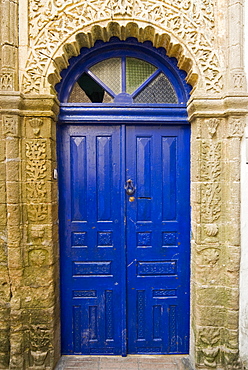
[122,57,126,93]
[131,69,161,98]
[86,70,116,98]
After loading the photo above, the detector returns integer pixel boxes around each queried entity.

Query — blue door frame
[57,38,191,356]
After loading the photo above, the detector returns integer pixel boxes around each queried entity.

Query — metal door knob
[125,179,136,195]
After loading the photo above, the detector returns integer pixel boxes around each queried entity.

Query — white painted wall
[240,1,248,367]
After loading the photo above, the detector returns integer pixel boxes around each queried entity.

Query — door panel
[126,126,190,354]
[59,125,124,355]
[59,123,190,355]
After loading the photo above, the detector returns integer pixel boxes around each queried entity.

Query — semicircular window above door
[68,57,178,104]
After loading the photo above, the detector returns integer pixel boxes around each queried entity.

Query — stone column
[21,95,60,369]
[227,0,247,93]
[0,93,22,369]
[0,0,20,366]
[0,0,18,91]
[0,113,9,369]
[4,102,23,370]
[222,113,246,369]
[190,112,223,369]
[189,96,248,370]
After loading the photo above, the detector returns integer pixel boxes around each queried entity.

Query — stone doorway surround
[0,0,248,369]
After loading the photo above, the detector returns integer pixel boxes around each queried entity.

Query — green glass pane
[90,58,121,95]
[126,58,157,94]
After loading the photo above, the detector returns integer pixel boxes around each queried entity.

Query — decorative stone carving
[26,140,47,200]
[9,354,24,369]
[2,115,18,136]
[206,118,220,138]
[224,347,241,370]
[26,140,47,162]
[201,141,221,182]
[224,331,241,369]
[28,0,215,36]
[205,223,218,237]
[26,139,49,242]
[22,0,223,94]
[27,204,48,223]
[30,326,49,369]
[0,72,14,91]
[201,141,221,224]
[232,72,246,90]
[28,118,44,137]
[28,249,48,267]
[228,117,245,138]
[30,225,45,241]
[201,247,220,267]
[199,327,220,368]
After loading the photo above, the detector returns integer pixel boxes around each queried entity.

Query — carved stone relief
[24,128,54,366]
[22,0,223,94]
[28,249,48,267]
[232,73,246,91]
[228,117,245,138]
[25,138,49,259]
[0,72,14,91]
[200,247,220,267]
[29,0,216,38]
[30,225,45,241]
[206,118,220,139]
[27,204,48,223]
[199,327,220,368]
[26,140,47,201]
[29,326,50,368]
[201,139,221,236]
[28,118,44,137]
[201,118,221,246]
[2,115,18,136]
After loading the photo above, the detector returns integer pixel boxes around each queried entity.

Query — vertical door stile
[121,124,127,356]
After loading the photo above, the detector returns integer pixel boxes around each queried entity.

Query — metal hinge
[53,168,58,180]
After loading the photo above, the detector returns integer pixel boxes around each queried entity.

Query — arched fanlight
[68,57,178,104]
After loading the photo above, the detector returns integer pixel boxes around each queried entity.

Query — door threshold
[55,355,193,370]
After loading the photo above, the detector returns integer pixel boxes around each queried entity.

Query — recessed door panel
[59,124,190,355]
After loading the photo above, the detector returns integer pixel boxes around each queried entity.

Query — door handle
[125,179,136,195]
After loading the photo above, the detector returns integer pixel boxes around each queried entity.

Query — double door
[58,124,190,355]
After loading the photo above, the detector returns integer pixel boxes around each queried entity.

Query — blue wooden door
[126,126,190,354]
[58,123,190,355]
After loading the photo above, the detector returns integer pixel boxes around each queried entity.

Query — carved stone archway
[22,9,224,96]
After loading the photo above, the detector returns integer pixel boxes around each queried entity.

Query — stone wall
[239,2,248,368]
[0,0,248,368]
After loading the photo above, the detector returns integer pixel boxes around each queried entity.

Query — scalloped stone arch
[27,21,202,95]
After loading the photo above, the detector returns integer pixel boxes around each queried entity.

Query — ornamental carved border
[22,0,223,94]
[26,139,47,202]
